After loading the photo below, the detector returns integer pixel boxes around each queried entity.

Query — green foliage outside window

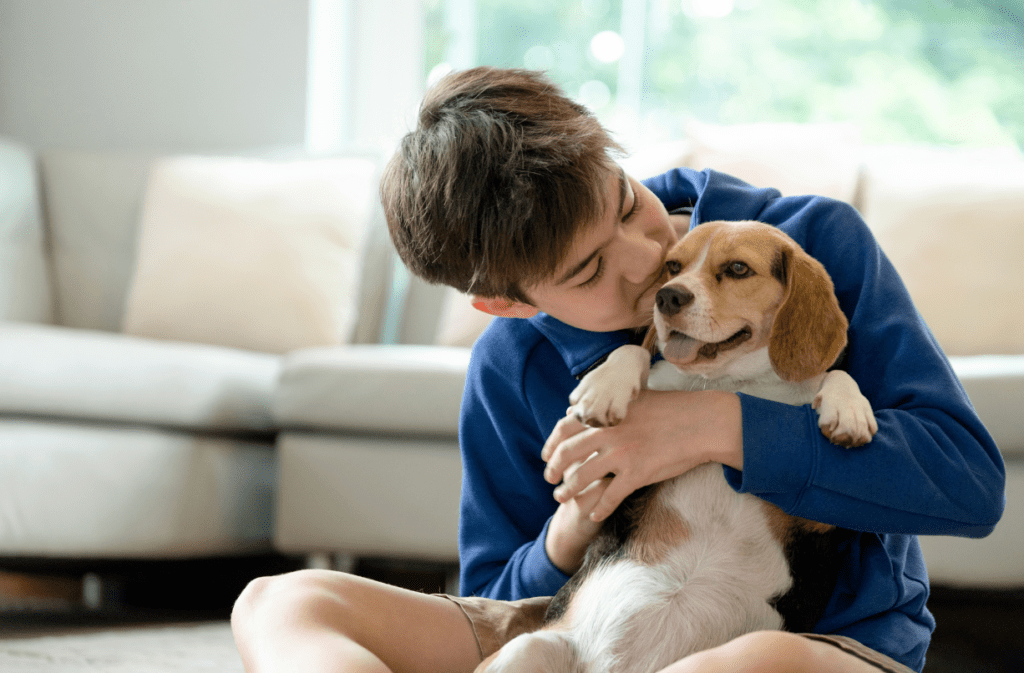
[424,0,1024,149]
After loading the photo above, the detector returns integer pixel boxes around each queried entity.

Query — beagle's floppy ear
[768,243,848,382]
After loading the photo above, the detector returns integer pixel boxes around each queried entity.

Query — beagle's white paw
[568,345,650,427]
[813,370,878,448]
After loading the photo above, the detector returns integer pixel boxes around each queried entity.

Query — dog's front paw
[568,345,650,427]
[813,370,878,448]
[569,366,639,427]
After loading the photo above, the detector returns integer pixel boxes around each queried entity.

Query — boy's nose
[621,229,663,284]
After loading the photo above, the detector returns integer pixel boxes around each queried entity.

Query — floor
[0,557,1021,672]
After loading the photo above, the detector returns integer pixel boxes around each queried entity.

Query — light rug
[0,621,243,673]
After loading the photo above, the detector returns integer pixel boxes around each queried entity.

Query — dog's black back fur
[771,525,848,632]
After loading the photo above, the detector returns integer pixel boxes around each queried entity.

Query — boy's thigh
[678,631,915,673]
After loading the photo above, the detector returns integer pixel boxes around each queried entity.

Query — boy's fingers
[588,477,634,522]
[541,413,586,463]
[573,474,611,508]
[543,429,597,485]
[553,450,604,502]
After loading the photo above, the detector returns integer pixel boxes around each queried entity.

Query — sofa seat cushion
[274,345,470,436]
[0,322,279,432]
[274,433,461,560]
[0,419,274,557]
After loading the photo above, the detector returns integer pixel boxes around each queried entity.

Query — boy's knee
[730,629,812,656]
[232,569,345,630]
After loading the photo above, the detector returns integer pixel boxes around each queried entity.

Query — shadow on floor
[1,557,1021,672]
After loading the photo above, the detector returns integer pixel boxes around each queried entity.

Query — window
[423,0,1023,150]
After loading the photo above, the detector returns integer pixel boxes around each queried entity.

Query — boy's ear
[471,296,539,319]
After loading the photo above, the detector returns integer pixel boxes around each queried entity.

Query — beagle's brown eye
[726,261,753,278]
[665,260,683,276]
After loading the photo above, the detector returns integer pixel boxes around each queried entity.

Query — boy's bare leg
[659,631,897,673]
[232,569,482,673]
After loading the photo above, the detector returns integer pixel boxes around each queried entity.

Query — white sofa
[1,124,1021,593]
[0,138,461,565]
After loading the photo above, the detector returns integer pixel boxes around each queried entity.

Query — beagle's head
[644,220,848,382]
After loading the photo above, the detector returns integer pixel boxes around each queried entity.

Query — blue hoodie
[457,168,1005,672]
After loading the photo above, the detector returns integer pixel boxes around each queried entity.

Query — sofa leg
[305,553,358,574]
[445,566,460,596]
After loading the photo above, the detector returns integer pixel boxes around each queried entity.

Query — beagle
[478,221,878,673]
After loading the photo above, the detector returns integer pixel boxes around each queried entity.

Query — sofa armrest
[951,355,1024,458]
[273,345,470,436]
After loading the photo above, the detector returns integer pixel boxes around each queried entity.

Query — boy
[232,67,1005,673]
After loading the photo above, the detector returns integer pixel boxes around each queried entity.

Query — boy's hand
[541,389,743,523]
[544,470,611,574]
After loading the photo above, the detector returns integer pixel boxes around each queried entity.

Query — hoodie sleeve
[457,321,575,600]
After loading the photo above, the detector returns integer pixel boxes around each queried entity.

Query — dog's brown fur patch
[626,486,690,565]
[759,500,834,550]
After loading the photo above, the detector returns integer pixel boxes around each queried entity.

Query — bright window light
[579,79,613,109]
[423,0,1024,149]
[682,0,735,19]
[590,30,626,63]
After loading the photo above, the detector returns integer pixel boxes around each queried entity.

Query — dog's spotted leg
[569,345,651,427]
[812,370,878,447]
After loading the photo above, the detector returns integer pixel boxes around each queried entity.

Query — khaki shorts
[440,594,915,673]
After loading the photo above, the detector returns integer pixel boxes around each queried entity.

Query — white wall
[0,0,310,152]
[307,0,425,155]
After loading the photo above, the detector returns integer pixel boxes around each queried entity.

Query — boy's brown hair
[380,67,623,303]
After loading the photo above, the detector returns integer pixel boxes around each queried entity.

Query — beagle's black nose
[656,286,694,316]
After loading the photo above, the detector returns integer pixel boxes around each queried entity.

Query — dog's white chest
[647,354,820,406]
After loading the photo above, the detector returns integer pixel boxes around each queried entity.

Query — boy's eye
[622,190,641,221]
[578,257,605,288]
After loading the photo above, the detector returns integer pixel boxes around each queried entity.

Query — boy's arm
[457,330,582,600]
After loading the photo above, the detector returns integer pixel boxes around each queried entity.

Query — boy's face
[525,167,680,332]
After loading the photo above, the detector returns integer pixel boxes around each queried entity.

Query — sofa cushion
[0,322,279,432]
[38,150,155,331]
[122,155,378,354]
[275,433,461,560]
[0,419,275,557]
[0,139,55,324]
[274,345,470,436]
[435,289,496,348]
[860,146,1024,356]
[683,120,862,204]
